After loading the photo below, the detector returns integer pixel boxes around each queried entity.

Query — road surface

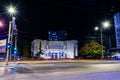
[0,61,120,80]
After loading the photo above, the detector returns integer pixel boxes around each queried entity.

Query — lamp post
[100,28,104,59]
[94,21,110,60]
[6,5,16,65]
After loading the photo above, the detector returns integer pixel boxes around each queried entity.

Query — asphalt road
[14,62,120,73]
[1,61,120,80]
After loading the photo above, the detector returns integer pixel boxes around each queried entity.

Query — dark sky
[0,0,120,43]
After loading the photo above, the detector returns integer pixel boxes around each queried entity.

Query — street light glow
[6,5,17,16]
[94,26,99,31]
[0,20,5,28]
[8,6,16,14]
[0,22,3,27]
[8,6,15,14]
[102,21,110,28]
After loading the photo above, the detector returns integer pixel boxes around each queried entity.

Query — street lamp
[94,21,110,60]
[6,5,17,65]
[7,5,16,16]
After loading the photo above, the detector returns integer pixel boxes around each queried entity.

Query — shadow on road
[13,66,34,73]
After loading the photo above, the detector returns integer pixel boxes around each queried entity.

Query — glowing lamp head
[6,5,17,16]
[8,7,15,14]
[102,21,110,28]
[94,26,99,31]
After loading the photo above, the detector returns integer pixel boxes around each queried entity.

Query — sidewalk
[0,62,18,76]
[12,59,120,64]
[1,59,120,64]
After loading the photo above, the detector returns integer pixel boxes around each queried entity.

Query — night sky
[0,0,120,44]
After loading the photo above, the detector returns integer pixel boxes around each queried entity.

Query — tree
[23,41,31,59]
[36,41,44,58]
[79,41,105,58]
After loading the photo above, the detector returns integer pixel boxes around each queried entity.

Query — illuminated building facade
[114,13,120,48]
[48,30,67,41]
[31,39,78,59]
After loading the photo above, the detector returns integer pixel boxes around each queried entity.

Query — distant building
[31,39,78,59]
[0,39,7,58]
[114,13,120,48]
[48,30,67,41]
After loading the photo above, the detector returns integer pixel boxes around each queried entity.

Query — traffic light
[13,47,17,54]
[7,43,11,49]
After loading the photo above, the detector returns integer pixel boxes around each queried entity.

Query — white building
[31,39,78,59]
